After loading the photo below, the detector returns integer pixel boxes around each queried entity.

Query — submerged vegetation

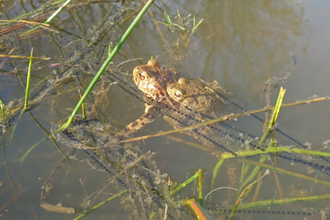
[0,0,330,219]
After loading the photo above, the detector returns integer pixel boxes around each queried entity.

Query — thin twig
[120,95,328,144]
[0,54,50,60]
[229,169,270,219]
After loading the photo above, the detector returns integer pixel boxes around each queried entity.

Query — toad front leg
[116,104,157,138]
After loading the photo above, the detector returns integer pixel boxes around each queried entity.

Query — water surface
[1,0,330,219]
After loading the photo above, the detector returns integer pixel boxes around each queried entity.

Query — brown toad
[166,77,228,116]
[133,59,180,104]
[117,59,180,137]
[118,60,237,154]
[163,77,235,152]
[119,61,231,153]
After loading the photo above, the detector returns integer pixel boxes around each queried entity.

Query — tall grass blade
[20,137,48,164]
[59,0,154,131]
[198,169,204,207]
[228,193,330,210]
[0,0,67,26]
[170,171,199,196]
[73,190,128,220]
[211,159,224,191]
[239,158,330,188]
[240,87,286,191]
[20,0,73,36]
[24,47,33,110]
[229,170,270,220]
[164,11,172,25]
[0,98,5,134]
[220,145,330,159]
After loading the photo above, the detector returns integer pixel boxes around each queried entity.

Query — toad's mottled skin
[167,78,227,115]
[117,59,180,138]
[133,59,180,103]
[163,77,232,152]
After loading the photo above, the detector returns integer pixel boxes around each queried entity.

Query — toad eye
[139,72,146,80]
[174,90,185,98]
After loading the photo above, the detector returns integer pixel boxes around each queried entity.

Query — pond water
[1,0,330,219]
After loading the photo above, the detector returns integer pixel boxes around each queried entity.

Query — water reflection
[185,1,306,93]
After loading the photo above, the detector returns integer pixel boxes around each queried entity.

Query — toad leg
[116,104,157,138]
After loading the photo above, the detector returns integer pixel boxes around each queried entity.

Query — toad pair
[117,59,228,140]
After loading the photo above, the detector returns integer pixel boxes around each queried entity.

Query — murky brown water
[1,0,330,219]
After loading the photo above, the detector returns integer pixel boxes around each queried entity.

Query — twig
[0,54,50,60]
[40,149,76,214]
[229,169,270,219]
[120,96,328,144]
[0,48,14,69]
[251,171,263,202]
[220,146,330,159]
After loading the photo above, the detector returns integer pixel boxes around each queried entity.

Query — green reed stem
[0,0,67,25]
[209,193,330,215]
[240,158,330,188]
[59,0,154,131]
[198,169,204,207]
[239,156,266,191]
[240,87,286,191]
[0,98,5,133]
[21,137,48,164]
[229,170,270,220]
[20,0,72,36]
[2,87,77,127]
[231,193,330,210]
[73,189,128,220]
[192,17,203,34]
[257,87,286,148]
[45,0,72,23]
[211,159,224,192]
[221,146,330,159]
[212,155,330,207]
[164,11,172,25]
[240,162,249,185]
[24,47,33,110]
[171,171,199,196]
[81,102,86,118]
